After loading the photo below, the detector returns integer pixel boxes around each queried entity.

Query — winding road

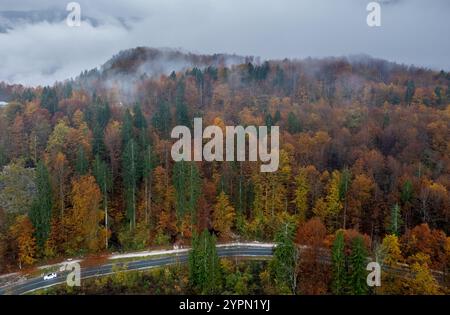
[0,242,445,295]
[0,243,274,295]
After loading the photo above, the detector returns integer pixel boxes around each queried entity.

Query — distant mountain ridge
[1,46,448,105]
[101,47,248,76]
[72,46,250,102]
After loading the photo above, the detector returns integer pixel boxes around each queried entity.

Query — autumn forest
[0,48,449,294]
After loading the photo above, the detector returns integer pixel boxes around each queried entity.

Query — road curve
[0,245,274,295]
[1,243,445,295]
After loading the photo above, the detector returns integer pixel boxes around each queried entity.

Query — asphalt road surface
[1,243,445,295]
[0,245,273,295]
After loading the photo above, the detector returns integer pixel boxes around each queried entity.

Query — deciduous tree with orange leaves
[62,175,103,254]
[10,215,36,268]
[296,218,329,294]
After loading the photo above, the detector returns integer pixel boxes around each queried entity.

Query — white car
[43,272,57,280]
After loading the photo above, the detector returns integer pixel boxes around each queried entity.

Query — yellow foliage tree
[379,234,403,266]
[408,253,441,295]
[293,167,309,222]
[251,150,291,238]
[212,191,236,240]
[313,170,342,231]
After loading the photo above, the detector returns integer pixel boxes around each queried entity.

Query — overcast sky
[0,0,449,86]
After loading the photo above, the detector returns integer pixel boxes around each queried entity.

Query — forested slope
[0,49,449,294]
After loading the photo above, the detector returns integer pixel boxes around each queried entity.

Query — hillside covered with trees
[0,47,449,294]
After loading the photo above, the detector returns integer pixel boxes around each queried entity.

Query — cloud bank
[0,0,449,86]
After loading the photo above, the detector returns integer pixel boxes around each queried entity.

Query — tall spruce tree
[152,99,172,138]
[204,231,221,294]
[29,161,53,250]
[87,97,110,159]
[175,79,190,127]
[173,161,201,229]
[133,103,148,184]
[187,162,201,222]
[142,144,156,225]
[188,230,222,294]
[189,230,202,290]
[93,155,112,248]
[92,123,106,158]
[388,204,403,236]
[331,230,347,294]
[123,139,137,230]
[75,145,89,176]
[122,109,137,230]
[339,168,351,229]
[173,160,188,219]
[405,80,416,105]
[400,180,413,204]
[270,222,299,293]
[349,236,368,295]
[287,112,301,134]
[40,86,58,114]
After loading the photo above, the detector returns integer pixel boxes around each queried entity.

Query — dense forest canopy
[0,48,449,293]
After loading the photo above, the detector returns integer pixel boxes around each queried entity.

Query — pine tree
[75,145,89,176]
[293,168,309,221]
[331,230,347,294]
[133,103,148,181]
[152,99,172,138]
[400,179,413,230]
[173,160,188,219]
[123,139,137,230]
[175,80,190,126]
[339,168,351,229]
[86,97,110,158]
[93,155,112,249]
[270,222,299,293]
[142,144,156,225]
[188,230,202,289]
[63,83,73,99]
[121,109,134,144]
[388,204,403,236]
[92,123,106,158]
[348,236,368,295]
[40,86,58,114]
[204,231,222,294]
[173,161,201,231]
[188,230,222,294]
[53,152,67,219]
[29,161,53,251]
[122,109,138,230]
[405,80,416,105]
[287,112,301,133]
[187,162,201,222]
[401,180,413,204]
[133,103,147,131]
